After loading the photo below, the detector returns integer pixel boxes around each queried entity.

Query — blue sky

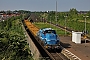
[0,0,90,11]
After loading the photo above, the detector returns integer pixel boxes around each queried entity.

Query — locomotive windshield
[45,30,56,34]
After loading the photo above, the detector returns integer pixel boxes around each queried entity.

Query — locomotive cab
[37,28,60,49]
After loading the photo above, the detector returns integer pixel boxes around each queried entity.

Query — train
[24,19,60,50]
[37,28,60,49]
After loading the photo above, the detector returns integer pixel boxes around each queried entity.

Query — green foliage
[0,16,33,60]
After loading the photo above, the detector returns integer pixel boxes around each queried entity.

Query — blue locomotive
[37,28,60,49]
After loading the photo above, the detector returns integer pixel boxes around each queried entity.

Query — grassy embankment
[34,22,70,36]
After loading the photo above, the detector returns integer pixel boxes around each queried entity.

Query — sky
[0,0,90,11]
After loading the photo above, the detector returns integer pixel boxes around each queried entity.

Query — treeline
[1,9,90,21]
[0,15,33,60]
[37,8,90,21]
[28,8,90,24]
[0,10,31,15]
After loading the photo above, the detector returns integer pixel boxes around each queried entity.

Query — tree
[69,8,78,20]
[0,15,33,60]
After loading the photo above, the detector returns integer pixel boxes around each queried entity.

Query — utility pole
[64,16,67,36]
[55,0,57,32]
[83,16,89,46]
[50,16,51,28]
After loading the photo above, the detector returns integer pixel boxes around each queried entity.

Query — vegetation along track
[23,19,69,60]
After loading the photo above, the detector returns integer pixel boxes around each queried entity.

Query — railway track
[50,53,62,60]
[47,22,73,33]
[48,49,69,60]
[50,52,69,60]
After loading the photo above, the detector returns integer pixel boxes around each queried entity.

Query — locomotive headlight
[45,46,48,48]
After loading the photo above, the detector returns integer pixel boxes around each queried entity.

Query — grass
[34,22,70,36]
